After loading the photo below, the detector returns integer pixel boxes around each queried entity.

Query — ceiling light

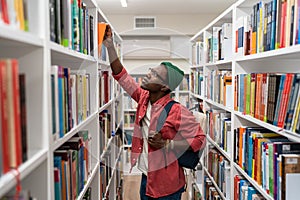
[120,0,127,7]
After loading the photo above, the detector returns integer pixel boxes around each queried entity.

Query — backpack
[156,101,202,169]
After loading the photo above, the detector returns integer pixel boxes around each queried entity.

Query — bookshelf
[0,0,123,200]
[190,0,300,199]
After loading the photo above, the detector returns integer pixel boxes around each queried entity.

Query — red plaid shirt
[113,68,206,198]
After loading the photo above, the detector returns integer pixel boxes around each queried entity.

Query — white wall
[123,59,191,75]
[106,14,217,36]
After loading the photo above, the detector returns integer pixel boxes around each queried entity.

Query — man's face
[141,65,168,92]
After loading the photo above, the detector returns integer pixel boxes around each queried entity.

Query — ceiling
[96,0,238,15]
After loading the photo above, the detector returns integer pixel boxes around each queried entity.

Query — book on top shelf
[97,22,107,59]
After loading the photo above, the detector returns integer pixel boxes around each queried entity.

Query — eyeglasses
[148,68,166,83]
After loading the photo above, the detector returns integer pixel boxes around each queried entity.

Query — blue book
[270,0,277,50]
[58,66,65,138]
[239,179,249,200]
[238,74,245,113]
[247,186,258,200]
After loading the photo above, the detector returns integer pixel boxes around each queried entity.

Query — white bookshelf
[190,0,300,199]
[0,0,123,200]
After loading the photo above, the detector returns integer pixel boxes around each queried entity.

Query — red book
[103,71,109,104]
[0,60,10,173]
[278,73,294,128]
[1,0,10,24]
[234,175,243,200]
[280,1,287,48]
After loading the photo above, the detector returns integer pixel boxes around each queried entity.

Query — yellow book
[15,0,25,30]
[291,93,300,132]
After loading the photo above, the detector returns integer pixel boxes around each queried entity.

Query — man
[103,25,206,200]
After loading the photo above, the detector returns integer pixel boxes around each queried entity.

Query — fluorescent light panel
[121,0,127,7]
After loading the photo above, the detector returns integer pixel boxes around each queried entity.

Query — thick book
[6,59,22,168]
[281,154,300,200]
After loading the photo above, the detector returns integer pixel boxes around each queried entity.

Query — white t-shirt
[138,102,151,175]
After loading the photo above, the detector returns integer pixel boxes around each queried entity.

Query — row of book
[123,95,137,110]
[99,71,113,107]
[124,112,135,129]
[190,69,204,97]
[99,110,112,153]
[178,75,189,91]
[49,0,94,55]
[236,0,300,56]
[203,176,223,200]
[100,137,123,200]
[0,0,28,31]
[54,130,92,200]
[51,65,91,141]
[206,109,231,155]
[0,59,28,176]
[234,175,265,200]
[234,126,300,199]
[207,23,233,63]
[205,149,231,198]
[234,73,300,132]
[206,69,233,109]
[191,22,233,66]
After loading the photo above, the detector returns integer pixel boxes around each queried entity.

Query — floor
[122,175,188,200]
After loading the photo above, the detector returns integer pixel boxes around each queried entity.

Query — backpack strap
[156,101,178,132]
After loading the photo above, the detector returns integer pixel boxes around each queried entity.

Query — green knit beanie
[161,62,184,91]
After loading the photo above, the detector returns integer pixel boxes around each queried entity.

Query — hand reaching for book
[103,24,114,48]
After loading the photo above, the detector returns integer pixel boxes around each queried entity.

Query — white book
[70,74,77,127]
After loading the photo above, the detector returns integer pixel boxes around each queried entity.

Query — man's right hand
[103,24,114,48]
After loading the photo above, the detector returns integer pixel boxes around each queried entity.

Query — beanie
[161,62,184,91]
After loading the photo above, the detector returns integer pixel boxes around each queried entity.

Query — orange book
[234,76,238,111]
[239,127,246,168]
[280,1,287,48]
[98,23,107,58]
[260,73,268,121]
[0,60,10,173]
